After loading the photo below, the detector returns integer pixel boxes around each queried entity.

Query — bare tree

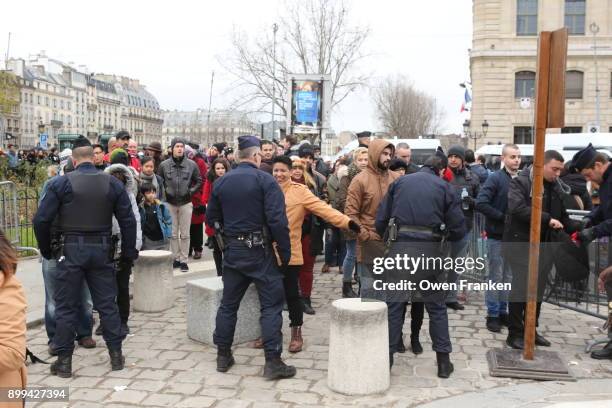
[222,0,370,117]
[373,75,445,138]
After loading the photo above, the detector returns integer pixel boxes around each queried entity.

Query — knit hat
[110,148,129,166]
[171,138,186,150]
[184,145,195,159]
[447,145,465,161]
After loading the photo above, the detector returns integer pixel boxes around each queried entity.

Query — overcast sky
[2,0,472,134]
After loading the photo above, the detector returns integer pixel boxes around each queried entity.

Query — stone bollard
[328,298,389,395]
[132,250,175,312]
[186,277,261,346]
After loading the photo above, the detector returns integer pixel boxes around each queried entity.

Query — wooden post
[523,28,567,361]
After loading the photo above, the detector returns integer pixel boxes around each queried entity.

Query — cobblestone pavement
[25,262,612,407]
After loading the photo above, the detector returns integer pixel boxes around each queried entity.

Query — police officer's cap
[73,135,91,149]
[238,135,260,151]
[571,143,597,172]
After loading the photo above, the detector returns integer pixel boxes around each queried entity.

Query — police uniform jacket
[587,164,612,238]
[205,161,291,265]
[33,162,138,260]
[375,166,466,243]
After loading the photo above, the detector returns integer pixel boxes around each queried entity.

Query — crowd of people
[0,127,609,392]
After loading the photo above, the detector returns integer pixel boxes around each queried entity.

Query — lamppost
[462,119,489,151]
[271,23,279,140]
[590,22,601,129]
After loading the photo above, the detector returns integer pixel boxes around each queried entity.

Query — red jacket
[202,179,215,236]
[129,155,142,173]
[191,155,208,224]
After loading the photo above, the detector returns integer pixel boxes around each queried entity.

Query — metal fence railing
[463,210,610,351]
[0,181,39,254]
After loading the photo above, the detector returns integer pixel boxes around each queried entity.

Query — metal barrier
[463,209,610,352]
[0,180,39,254]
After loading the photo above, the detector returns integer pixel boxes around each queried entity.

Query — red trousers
[299,234,316,298]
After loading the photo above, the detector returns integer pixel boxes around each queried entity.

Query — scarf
[140,172,160,193]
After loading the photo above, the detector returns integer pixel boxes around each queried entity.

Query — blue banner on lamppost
[39,133,48,150]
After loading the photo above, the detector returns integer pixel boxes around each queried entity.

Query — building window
[565,0,586,35]
[566,70,584,99]
[515,71,536,98]
[517,0,538,35]
[562,126,582,133]
[514,126,533,144]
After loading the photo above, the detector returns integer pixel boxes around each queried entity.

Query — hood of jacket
[105,163,138,197]
[366,139,396,174]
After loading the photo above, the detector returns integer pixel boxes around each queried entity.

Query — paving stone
[107,389,148,404]
[279,391,320,405]
[128,379,167,392]
[239,388,279,401]
[214,399,252,408]
[164,382,202,394]
[69,387,112,402]
[141,393,183,406]
[137,369,174,380]
[176,396,217,408]
[158,350,189,360]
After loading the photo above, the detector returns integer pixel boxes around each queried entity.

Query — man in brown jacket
[345,139,400,294]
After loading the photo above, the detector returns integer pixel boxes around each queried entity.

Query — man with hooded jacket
[345,139,400,292]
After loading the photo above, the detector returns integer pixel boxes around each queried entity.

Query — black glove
[578,227,596,245]
[348,220,361,233]
[580,217,592,229]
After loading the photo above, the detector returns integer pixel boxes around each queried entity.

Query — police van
[475,133,612,170]
[332,137,441,166]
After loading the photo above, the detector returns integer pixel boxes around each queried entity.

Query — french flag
[460,89,472,113]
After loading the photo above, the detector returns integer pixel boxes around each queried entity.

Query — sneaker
[180,262,189,272]
[173,260,181,269]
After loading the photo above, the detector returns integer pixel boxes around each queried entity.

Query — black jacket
[503,166,577,244]
[475,168,513,240]
[588,164,612,238]
[449,166,480,231]
[158,156,203,206]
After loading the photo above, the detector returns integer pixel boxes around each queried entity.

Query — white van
[331,137,441,166]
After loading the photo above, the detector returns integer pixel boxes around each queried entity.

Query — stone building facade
[470,0,612,146]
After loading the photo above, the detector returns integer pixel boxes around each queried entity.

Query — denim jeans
[42,258,94,345]
[485,238,511,317]
[324,227,346,267]
[342,239,357,283]
[445,233,470,303]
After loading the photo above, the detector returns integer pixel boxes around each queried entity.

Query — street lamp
[271,23,279,141]
[462,119,489,150]
[590,22,601,128]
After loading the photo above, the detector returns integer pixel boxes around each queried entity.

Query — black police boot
[109,348,125,371]
[410,333,423,355]
[499,314,509,327]
[506,335,524,350]
[263,356,296,379]
[591,340,612,360]
[436,352,454,379]
[302,297,315,315]
[486,316,502,333]
[217,348,235,373]
[50,352,72,378]
[535,332,551,347]
[342,282,358,298]
[397,336,406,353]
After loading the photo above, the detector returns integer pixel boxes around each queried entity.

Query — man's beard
[377,161,389,170]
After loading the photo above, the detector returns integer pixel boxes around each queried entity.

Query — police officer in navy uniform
[33,135,138,378]
[572,144,612,359]
[206,135,296,379]
[375,153,466,379]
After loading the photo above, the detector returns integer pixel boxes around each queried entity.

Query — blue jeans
[342,239,357,283]
[485,238,511,317]
[43,258,94,345]
[324,227,346,267]
[445,233,470,303]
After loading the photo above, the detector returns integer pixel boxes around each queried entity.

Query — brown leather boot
[288,326,303,353]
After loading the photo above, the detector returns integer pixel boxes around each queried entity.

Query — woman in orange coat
[0,229,27,408]
[271,156,360,352]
